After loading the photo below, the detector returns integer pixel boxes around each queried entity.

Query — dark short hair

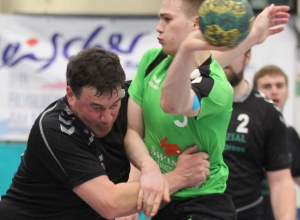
[66,47,125,98]
[253,65,288,87]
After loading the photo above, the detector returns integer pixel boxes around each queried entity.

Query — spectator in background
[253,65,300,220]
[222,50,296,220]
[0,47,209,220]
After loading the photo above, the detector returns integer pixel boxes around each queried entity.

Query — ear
[244,50,252,66]
[66,86,75,108]
[193,15,199,30]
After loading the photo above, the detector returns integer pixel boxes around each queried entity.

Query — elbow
[97,204,120,220]
[160,99,177,114]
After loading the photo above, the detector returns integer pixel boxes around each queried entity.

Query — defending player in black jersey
[0,47,210,220]
[253,65,300,220]
[223,50,296,220]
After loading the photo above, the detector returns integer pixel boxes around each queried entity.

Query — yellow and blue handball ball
[198,0,255,47]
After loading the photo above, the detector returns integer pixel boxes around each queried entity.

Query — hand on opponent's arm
[138,145,210,219]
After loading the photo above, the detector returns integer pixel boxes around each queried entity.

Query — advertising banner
[0,15,159,141]
[0,15,297,141]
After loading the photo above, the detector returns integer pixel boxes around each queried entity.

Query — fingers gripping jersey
[129,48,233,200]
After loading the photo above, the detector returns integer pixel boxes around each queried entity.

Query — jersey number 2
[236,114,249,133]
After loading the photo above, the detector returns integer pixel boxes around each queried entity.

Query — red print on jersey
[159,137,182,156]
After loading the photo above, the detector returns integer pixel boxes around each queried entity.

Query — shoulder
[251,88,280,110]
[140,48,165,65]
[39,98,89,141]
[287,126,300,139]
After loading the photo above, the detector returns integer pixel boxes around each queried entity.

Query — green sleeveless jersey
[129,48,233,200]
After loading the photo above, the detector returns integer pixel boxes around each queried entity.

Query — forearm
[125,98,157,169]
[163,170,187,195]
[211,36,256,68]
[125,128,155,169]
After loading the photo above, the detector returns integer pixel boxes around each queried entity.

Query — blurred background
[0,0,299,217]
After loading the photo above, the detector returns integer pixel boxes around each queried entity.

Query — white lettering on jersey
[236,114,249,133]
[174,116,188,127]
[150,146,177,171]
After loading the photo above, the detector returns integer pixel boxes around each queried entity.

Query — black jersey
[261,126,300,220]
[223,85,290,211]
[0,96,130,220]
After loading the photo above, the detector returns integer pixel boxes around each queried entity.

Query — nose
[100,109,113,124]
[270,85,278,95]
[156,20,163,33]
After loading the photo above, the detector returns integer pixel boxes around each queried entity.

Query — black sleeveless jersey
[0,96,130,220]
[223,86,290,210]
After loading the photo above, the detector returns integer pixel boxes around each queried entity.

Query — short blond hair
[181,0,204,18]
[253,65,288,87]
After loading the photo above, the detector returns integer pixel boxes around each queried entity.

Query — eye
[110,101,120,109]
[164,17,171,22]
[91,106,104,111]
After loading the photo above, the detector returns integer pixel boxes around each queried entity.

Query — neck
[233,79,248,99]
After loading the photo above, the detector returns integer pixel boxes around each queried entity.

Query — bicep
[176,89,201,117]
[267,169,293,189]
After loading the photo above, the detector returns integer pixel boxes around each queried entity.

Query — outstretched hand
[250,4,290,45]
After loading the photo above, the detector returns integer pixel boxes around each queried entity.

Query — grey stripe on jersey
[39,103,67,175]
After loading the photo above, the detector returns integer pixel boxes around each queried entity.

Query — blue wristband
[138,211,152,220]
[192,94,201,110]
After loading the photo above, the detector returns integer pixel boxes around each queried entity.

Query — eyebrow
[90,98,121,108]
[158,13,171,18]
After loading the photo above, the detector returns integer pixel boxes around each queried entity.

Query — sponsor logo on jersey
[148,75,160,90]
[150,146,177,171]
[159,137,182,156]
[226,132,246,143]
[224,144,245,152]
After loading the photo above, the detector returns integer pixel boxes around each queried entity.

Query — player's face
[256,74,288,111]
[67,86,122,138]
[223,52,250,87]
[156,0,196,56]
